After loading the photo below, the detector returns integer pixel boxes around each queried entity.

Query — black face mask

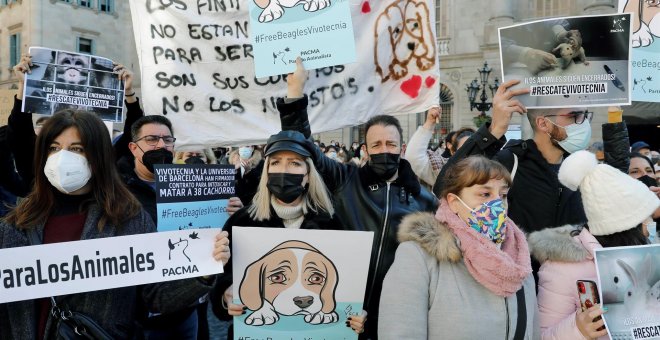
[267,173,306,204]
[142,148,174,173]
[185,156,205,165]
[368,153,400,180]
[638,175,657,188]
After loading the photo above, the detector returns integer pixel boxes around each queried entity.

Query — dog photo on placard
[231,227,373,340]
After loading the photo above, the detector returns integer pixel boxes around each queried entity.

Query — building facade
[1,0,618,146]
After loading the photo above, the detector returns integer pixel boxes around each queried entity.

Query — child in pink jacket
[528,151,659,340]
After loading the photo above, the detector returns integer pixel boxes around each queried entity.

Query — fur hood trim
[397,212,462,262]
[527,225,591,263]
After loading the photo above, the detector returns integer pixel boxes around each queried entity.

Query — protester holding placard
[379,156,538,339]
[211,129,364,337]
[276,59,438,338]
[0,109,231,339]
[528,150,659,340]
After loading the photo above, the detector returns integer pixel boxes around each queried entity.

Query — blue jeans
[143,309,198,340]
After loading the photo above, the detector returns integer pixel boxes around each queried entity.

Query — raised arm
[8,54,37,186]
[112,63,143,161]
[406,107,442,186]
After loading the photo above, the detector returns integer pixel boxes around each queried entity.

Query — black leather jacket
[277,96,438,338]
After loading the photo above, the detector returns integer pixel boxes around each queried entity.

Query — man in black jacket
[433,79,630,234]
[278,61,438,339]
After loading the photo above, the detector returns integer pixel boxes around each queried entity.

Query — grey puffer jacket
[0,204,215,339]
[379,212,540,340]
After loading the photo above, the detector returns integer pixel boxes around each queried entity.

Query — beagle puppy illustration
[239,240,339,326]
[253,0,331,23]
[374,0,436,82]
[624,0,660,47]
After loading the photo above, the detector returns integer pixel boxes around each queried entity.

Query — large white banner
[0,229,222,304]
[128,0,439,148]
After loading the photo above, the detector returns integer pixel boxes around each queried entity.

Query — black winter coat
[276,96,438,339]
[433,121,631,233]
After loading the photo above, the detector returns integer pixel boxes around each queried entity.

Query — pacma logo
[611,16,626,33]
[163,232,201,277]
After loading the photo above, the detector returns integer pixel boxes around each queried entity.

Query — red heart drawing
[361,1,371,13]
[400,75,422,98]
[425,76,436,88]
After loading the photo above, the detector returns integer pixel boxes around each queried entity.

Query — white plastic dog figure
[253,0,331,23]
[239,240,339,326]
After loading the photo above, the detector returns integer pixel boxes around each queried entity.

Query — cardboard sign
[155,164,236,232]
[619,0,660,102]
[0,229,223,304]
[498,14,632,108]
[248,0,356,77]
[232,227,373,340]
[21,47,125,122]
[128,0,439,147]
[594,244,660,340]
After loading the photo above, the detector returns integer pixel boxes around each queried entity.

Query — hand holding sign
[489,79,529,139]
[286,57,308,99]
[113,63,136,103]
[213,230,231,266]
[13,54,32,99]
[224,285,247,317]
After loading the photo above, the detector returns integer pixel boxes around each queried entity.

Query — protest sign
[248,0,356,77]
[21,47,125,122]
[0,228,222,304]
[232,227,373,340]
[0,89,17,126]
[155,164,236,232]
[619,0,660,102]
[594,244,660,340]
[128,0,439,148]
[498,14,631,109]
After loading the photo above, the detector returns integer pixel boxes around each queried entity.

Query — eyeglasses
[543,110,593,125]
[134,135,176,146]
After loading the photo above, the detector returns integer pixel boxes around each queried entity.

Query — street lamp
[466,61,500,126]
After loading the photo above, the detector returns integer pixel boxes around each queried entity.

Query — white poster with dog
[619,0,660,102]
[128,0,439,148]
[0,229,223,304]
[498,13,632,109]
[594,244,660,340]
[248,0,356,77]
[232,227,373,340]
[21,47,126,122]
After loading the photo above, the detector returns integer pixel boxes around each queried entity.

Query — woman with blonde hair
[211,130,367,337]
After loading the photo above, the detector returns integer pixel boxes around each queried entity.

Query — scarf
[435,198,531,296]
[271,197,305,229]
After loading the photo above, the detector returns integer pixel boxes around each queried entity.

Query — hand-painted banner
[128,0,439,148]
[249,0,356,77]
[22,47,125,122]
[498,14,632,109]
[619,0,660,102]
[0,229,222,304]
[232,227,373,340]
[594,244,660,340]
[155,164,236,232]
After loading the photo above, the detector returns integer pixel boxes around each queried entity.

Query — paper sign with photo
[248,0,356,78]
[21,47,125,122]
[498,13,632,109]
[594,244,660,340]
[618,0,660,102]
[155,164,236,232]
[232,227,373,340]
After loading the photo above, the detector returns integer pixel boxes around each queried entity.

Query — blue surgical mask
[454,196,508,244]
[238,147,253,159]
[548,119,592,154]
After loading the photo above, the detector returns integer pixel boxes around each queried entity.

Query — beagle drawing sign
[249,0,356,77]
[232,227,373,340]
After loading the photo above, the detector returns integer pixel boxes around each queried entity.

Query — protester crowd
[0,49,659,340]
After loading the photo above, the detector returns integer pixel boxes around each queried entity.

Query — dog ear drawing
[319,255,339,313]
[239,259,267,311]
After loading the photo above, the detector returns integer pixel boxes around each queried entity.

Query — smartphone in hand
[577,280,605,331]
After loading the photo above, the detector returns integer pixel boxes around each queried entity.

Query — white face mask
[238,147,253,159]
[547,119,592,154]
[44,150,92,194]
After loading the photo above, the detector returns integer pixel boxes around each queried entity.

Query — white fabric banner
[128,0,439,148]
[0,229,222,304]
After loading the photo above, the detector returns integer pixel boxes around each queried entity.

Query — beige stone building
[1,0,618,146]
